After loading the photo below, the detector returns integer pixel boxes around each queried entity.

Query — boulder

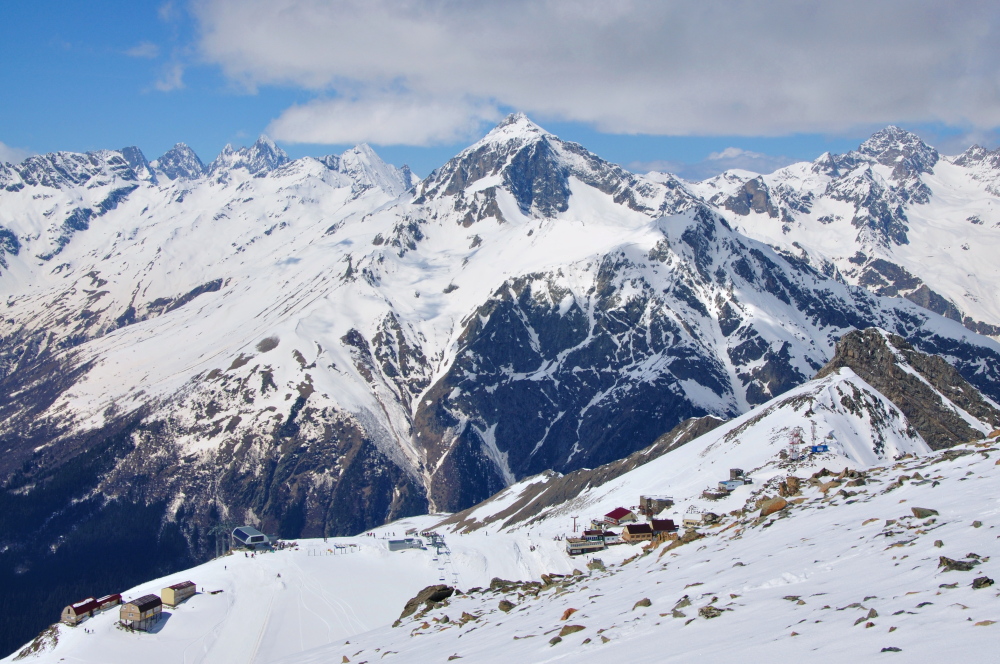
[398,585,455,620]
[759,497,788,517]
[559,624,585,637]
[910,507,939,518]
[633,598,651,610]
[972,576,994,589]
[498,599,515,612]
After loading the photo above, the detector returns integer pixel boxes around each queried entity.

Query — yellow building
[162,581,196,607]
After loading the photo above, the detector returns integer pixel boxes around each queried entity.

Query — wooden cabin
[604,507,637,526]
[162,581,196,607]
[120,594,162,632]
[621,522,654,544]
[61,598,98,625]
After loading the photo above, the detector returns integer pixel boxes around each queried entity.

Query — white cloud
[125,42,160,59]
[267,94,502,146]
[0,141,33,165]
[193,0,1000,145]
[708,147,765,161]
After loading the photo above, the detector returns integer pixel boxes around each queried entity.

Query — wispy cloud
[193,0,1000,146]
[155,62,185,91]
[268,94,501,146]
[125,42,160,59]
[158,1,178,23]
[630,147,798,181]
[0,141,34,165]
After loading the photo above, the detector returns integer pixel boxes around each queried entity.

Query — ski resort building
[162,581,196,607]
[388,538,423,551]
[61,598,98,625]
[603,507,637,526]
[96,594,122,611]
[621,522,654,544]
[119,595,162,632]
[565,537,605,556]
[639,495,674,516]
[232,526,269,550]
[719,479,744,492]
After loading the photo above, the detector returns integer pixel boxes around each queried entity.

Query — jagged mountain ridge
[688,126,1000,336]
[3,115,1000,657]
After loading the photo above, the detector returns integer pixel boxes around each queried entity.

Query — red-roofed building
[61,598,98,625]
[603,507,637,526]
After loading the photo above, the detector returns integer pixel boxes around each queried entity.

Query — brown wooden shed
[120,594,162,632]
[621,522,654,544]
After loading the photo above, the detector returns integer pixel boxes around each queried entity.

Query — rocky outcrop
[815,329,1000,449]
[398,585,455,621]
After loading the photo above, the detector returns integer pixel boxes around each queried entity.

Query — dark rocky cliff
[815,328,1000,449]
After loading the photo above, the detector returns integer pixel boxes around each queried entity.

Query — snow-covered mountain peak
[150,142,205,181]
[118,146,155,183]
[857,125,938,175]
[478,112,550,146]
[329,143,415,197]
[206,134,289,177]
[414,113,687,221]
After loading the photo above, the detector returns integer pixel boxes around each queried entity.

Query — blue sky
[2,1,998,179]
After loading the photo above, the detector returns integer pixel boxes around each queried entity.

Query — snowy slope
[9,372,998,663]
[289,437,1000,664]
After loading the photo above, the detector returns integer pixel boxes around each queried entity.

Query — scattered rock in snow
[633,598,651,610]
[699,606,724,619]
[561,608,578,620]
[910,507,938,518]
[498,600,515,612]
[759,497,788,517]
[938,557,979,572]
[559,624,585,637]
[971,577,994,589]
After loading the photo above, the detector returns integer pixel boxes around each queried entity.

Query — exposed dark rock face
[151,142,205,180]
[815,329,1000,449]
[723,178,778,218]
[436,415,725,533]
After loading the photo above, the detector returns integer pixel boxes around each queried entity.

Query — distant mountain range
[3,113,1000,657]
